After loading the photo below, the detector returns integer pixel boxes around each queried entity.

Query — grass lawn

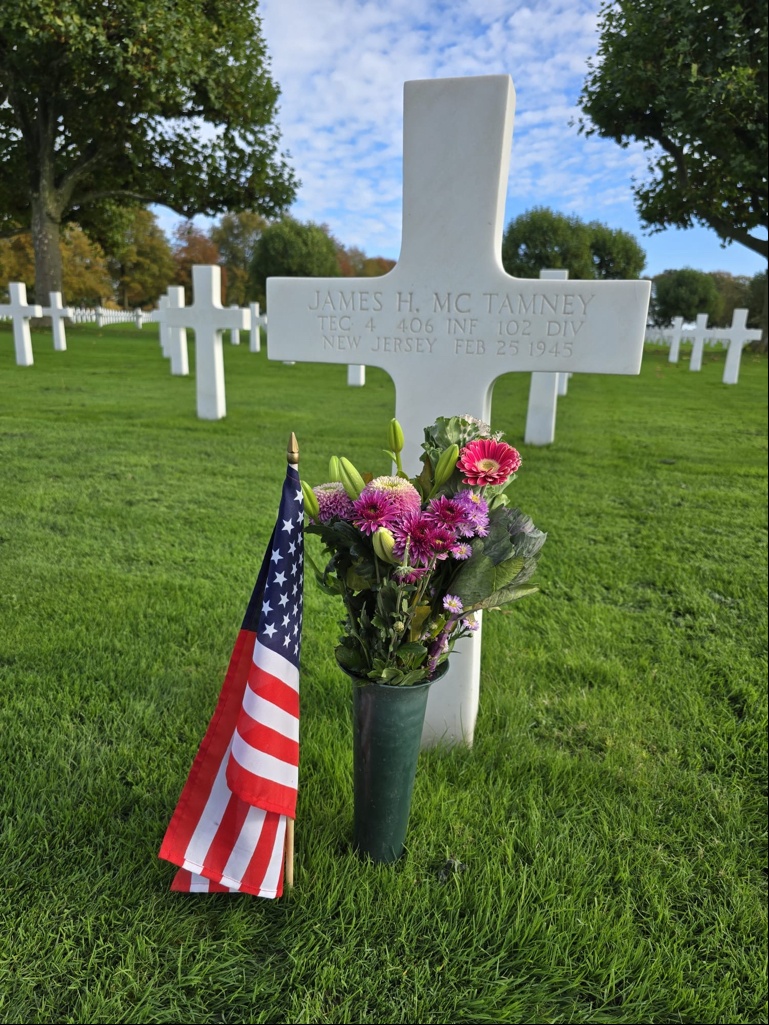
[1,324,767,1024]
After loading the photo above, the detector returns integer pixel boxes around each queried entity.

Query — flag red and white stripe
[159,463,304,898]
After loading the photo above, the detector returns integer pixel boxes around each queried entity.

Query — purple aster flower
[352,489,399,535]
[313,482,355,523]
[450,541,473,560]
[443,594,464,615]
[462,615,480,632]
[454,490,490,537]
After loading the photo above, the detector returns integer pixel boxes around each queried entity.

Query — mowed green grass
[1,323,766,1025]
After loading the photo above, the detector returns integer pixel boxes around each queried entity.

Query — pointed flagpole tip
[287,432,299,465]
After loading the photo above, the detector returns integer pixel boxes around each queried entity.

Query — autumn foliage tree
[1,224,111,304]
[109,208,175,308]
[210,211,268,307]
[172,223,222,304]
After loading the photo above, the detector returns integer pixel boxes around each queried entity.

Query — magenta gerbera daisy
[456,438,521,486]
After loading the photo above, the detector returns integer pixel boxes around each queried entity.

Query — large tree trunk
[30,193,63,305]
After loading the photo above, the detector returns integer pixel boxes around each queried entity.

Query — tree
[1,224,111,304]
[108,208,175,308]
[577,0,768,261]
[588,221,646,279]
[708,271,752,327]
[501,207,646,279]
[60,225,113,305]
[650,268,722,326]
[250,218,340,305]
[0,1,297,302]
[747,271,767,331]
[172,223,221,304]
[502,208,595,278]
[210,211,268,306]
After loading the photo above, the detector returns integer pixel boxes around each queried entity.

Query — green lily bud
[388,418,405,454]
[328,455,342,481]
[372,527,399,564]
[300,480,320,520]
[431,443,460,493]
[339,456,366,499]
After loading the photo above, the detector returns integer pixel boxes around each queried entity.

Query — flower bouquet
[302,415,547,864]
[302,414,547,687]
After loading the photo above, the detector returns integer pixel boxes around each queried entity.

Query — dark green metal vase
[347,661,449,864]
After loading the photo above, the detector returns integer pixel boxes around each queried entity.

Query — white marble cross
[250,303,262,353]
[156,295,171,357]
[666,317,685,363]
[164,265,248,419]
[166,286,189,376]
[721,308,761,385]
[684,314,711,372]
[267,75,651,747]
[228,303,244,348]
[39,292,74,352]
[524,269,569,446]
[1,282,42,366]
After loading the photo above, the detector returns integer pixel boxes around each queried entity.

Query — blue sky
[156,0,766,281]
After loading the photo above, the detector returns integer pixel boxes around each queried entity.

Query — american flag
[159,461,304,897]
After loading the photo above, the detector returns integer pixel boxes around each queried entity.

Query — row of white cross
[0,274,267,417]
[644,310,761,384]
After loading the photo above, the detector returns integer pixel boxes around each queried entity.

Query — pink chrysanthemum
[457,438,521,486]
[425,496,467,535]
[391,511,455,566]
[454,490,489,537]
[352,490,399,535]
[314,482,355,523]
[365,476,421,516]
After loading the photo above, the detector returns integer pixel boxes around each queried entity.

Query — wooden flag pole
[285,431,299,890]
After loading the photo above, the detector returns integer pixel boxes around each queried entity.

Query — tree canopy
[109,208,175,308]
[650,268,722,326]
[577,0,768,260]
[211,211,268,307]
[501,207,646,279]
[250,218,340,305]
[0,0,297,301]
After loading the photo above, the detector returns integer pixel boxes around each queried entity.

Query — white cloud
[154,0,766,280]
